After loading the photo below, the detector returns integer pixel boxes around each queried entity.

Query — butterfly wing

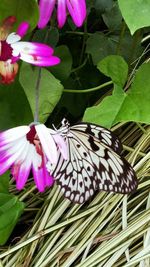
[70,123,123,154]
[51,129,138,204]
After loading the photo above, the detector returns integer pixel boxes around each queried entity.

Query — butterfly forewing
[71,123,123,154]
[51,126,138,204]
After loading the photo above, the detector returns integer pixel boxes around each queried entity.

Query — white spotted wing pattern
[71,122,123,155]
[49,119,138,204]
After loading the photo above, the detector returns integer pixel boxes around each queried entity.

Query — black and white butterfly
[47,119,138,204]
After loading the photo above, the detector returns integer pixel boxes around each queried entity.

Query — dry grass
[0,122,150,267]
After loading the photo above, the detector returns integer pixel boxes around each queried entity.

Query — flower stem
[79,19,88,65]
[34,67,42,122]
[63,81,113,93]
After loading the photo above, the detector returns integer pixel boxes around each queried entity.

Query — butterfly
[47,119,138,204]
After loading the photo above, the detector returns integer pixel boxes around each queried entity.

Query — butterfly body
[48,119,138,204]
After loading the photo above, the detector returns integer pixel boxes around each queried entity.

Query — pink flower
[0,124,68,192]
[0,16,60,84]
[38,0,86,29]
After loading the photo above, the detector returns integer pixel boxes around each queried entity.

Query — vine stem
[63,81,113,93]
[33,26,50,123]
[34,67,42,122]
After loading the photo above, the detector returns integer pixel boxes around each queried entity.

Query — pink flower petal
[52,133,68,160]
[32,149,43,190]
[0,126,29,145]
[13,161,31,190]
[43,157,54,187]
[32,153,53,192]
[11,55,20,64]
[0,155,12,175]
[0,61,18,84]
[57,0,67,28]
[11,42,54,57]
[0,123,56,192]
[32,166,45,192]
[16,22,29,38]
[79,0,86,19]
[66,0,86,27]
[6,33,21,44]
[1,16,16,41]
[0,138,27,175]
[19,53,60,66]
[45,172,54,187]
[38,0,56,29]
[35,124,58,164]
[11,142,33,189]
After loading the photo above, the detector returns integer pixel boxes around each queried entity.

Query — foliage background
[0,0,150,130]
[0,0,150,266]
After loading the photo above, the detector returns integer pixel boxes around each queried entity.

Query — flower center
[0,40,13,61]
[26,126,36,143]
[26,126,43,157]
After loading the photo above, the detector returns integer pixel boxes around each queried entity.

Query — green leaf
[86,33,117,65]
[0,80,33,129]
[0,193,24,245]
[50,45,73,82]
[83,63,150,128]
[87,32,143,66]
[19,63,63,123]
[0,0,39,31]
[32,27,59,48]
[102,3,122,31]
[0,172,9,194]
[97,55,128,87]
[118,0,150,34]
[94,0,114,13]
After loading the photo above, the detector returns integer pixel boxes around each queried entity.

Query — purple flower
[0,16,60,84]
[0,124,68,192]
[38,0,86,29]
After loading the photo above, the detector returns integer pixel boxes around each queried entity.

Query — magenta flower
[0,16,60,84]
[0,124,68,192]
[38,0,86,29]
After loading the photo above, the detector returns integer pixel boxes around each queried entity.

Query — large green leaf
[86,33,117,65]
[83,63,150,128]
[0,80,33,129]
[19,63,63,123]
[32,27,59,48]
[118,0,150,34]
[97,55,128,87]
[0,172,9,194]
[102,3,122,31]
[50,45,73,82]
[0,0,39,31]
[0,193,24,245]
[94,0,113,12]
